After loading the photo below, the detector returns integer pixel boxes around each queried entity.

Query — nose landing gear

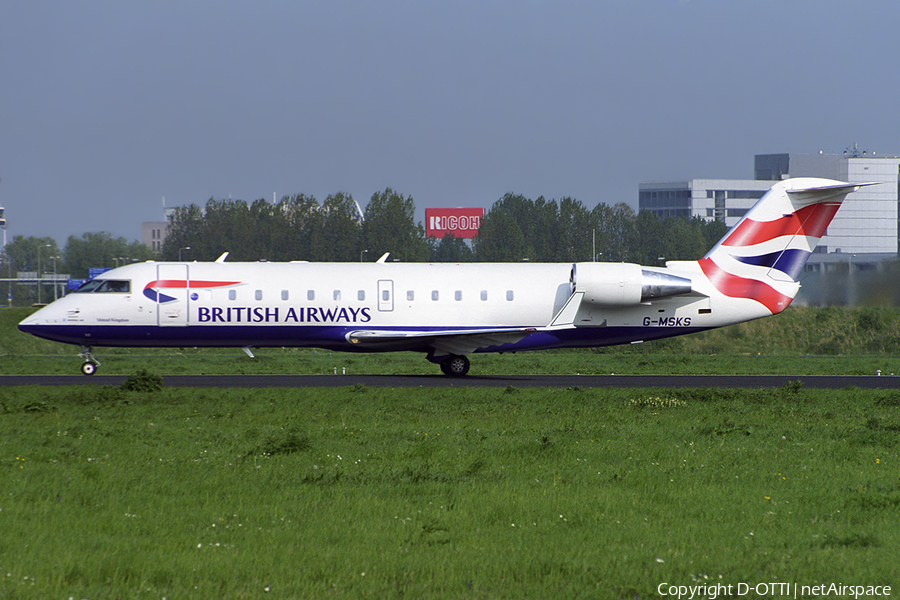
[78,347,101,376]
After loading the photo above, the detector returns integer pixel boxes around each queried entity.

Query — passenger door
[377,279,394,312]
[156,264,189,326]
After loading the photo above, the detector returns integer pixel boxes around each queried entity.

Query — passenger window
[334,290,341,301]
[455,290,462,301]
[255,290,263,301]
[229,290,237,301]
[431,290,439,301]
[281,290,289,301]
[407,290,414,301]
[358,290,365,301]
[481,290,488,301]
[307,290,315,301]
[506,290,514,301]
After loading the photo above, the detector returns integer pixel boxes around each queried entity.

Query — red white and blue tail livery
[19,178,863,376]
[698,178,863,316]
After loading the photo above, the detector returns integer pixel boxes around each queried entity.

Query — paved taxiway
[2,374,900,389]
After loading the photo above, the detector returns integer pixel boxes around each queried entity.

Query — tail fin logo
[716,201,842,284]
[701,179,859,314]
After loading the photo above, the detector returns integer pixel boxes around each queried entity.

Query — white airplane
[19,178,864,376]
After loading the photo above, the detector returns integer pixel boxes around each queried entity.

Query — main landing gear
[439,354,470,377]
[78,347,101,376]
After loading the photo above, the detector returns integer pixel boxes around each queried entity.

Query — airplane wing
[345,327,537,356]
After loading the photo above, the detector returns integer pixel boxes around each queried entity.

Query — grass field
[2,306,899,598]
[1,382,898,598]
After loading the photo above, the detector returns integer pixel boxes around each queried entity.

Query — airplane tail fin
[698,177,867,315]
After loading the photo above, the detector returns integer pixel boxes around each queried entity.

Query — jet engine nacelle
[571,262,692,306]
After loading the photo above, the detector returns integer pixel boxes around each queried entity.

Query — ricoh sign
[425,208,484,239]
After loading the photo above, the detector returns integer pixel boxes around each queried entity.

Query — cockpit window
[74,279,131,293]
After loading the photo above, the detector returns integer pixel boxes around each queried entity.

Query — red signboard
[425,208,483,239]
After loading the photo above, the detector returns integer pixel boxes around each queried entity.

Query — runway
[3,373,900,389]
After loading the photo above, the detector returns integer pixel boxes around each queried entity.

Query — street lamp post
[52,256,59,301]
[360,249,368,262]
[37,244,51,305]
[6,253,11,308]
[179,247,191,261]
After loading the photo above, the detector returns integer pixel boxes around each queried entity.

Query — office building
[640,150,900,257]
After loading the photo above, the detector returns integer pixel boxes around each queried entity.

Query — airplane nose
[17,303,79,344]
[18,312,45,333]
[18,304,60,332]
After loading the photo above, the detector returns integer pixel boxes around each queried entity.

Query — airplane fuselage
[21,260,735,354]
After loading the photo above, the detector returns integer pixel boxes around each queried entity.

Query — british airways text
[197,306,372,324]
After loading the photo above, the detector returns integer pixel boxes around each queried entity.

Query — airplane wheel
[440,355,470,377]
[81,362,97,376]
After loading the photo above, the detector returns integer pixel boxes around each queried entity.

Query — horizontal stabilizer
[784,181,876,207]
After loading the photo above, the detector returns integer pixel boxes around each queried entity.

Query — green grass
[1,384,898,598]
[6,306,900,376]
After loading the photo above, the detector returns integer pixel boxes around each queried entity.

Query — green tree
[161,204,206,261]
[310,193,363,261]
[4,235,59,272]
[668,217,716,261]
[63,232,155,278]
[203,198,254,261]
[699,218,729,254]
[429,234,474,262]
[473,209,527,261]
[591,202,636,262]
[631,213,720,265]
[361,188,429,262]
[279,194,324,260]
[474,194,596,262]
[632,210,669,266]
[163,193,365,263]
[554,197,593,262]
[473,194,531,262]
[247,198,279,260]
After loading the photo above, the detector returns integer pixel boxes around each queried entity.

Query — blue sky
[2,1,899,246]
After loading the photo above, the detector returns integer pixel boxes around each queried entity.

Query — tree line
[1,187,728,305]
[161,188,727,266]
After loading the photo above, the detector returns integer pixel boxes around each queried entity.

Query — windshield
[73,279,131,293]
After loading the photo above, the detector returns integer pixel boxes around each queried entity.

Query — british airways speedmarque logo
[143,280,241,303]
[700,201,841,314]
